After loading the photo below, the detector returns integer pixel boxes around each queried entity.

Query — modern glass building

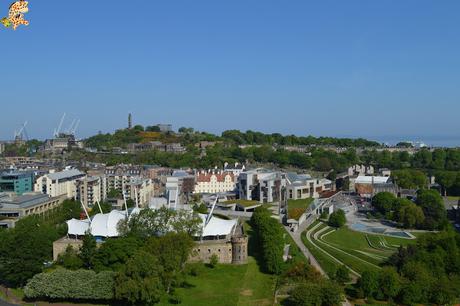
[0,171,34,195]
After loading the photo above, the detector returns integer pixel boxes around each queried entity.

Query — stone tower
[231,235,248,265]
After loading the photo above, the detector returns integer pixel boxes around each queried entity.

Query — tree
[0,216,61,287]
[335,265,351,284]
[288,282,322,306]
[416,189,447,230]
[79,232,97,269]
[328,209,346,228]
[114,250,163,305]
[394,199,425,228]
[435,171,457,196]
[145,125,161,132]
[144,233,195,293]
[372,192,396,215]
[251,207,285,274]
[57,245,83,270]
[132,125,144,132]
[193,203,208,214]
[392,169,427,189]
[357,270,379,299]
[378,267,401,300]
[107,188,122,198]
[92,236,144,272]
[288,281,343,306]
[118,207,202,238]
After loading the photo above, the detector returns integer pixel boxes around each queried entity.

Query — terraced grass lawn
[287,198,314,220]
[302,221,340,277]
[303,222,419,277]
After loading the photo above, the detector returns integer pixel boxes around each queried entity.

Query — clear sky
[1,0,460,144]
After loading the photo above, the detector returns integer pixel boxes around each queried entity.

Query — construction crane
[70,119,80,136]
[14,121,28,142]
[53,113,66,138]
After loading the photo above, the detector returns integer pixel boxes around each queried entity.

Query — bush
[328,209,346,228]
[24,268,116,301]
[209,254,219,268]
[334,265,351,284]
[288,281,343,306]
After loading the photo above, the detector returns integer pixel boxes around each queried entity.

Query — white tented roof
[66,209,237,238]
[90,210,127,237]
[199,214,237,237]
[66,218,90,236]
[355,176,390,184]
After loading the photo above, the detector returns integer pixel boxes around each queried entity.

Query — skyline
[1,0,460,143]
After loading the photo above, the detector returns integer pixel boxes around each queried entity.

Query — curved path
[306,223,361,277]
[284,225,327,276]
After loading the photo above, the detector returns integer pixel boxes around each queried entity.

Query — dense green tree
[328,209,346,228]
[334,265,351,284]
[288,281,343,306]
[372,192,397,215]
[394,199,425,228]
[392,169,428,189]
[416,189,447,230]
[56,245,83,270]
[435,170,457,196]
[146,125,161,132]
[357,270,379,299]
[92,236,144,272]
[145,233,195,293]
[251,207,285,274]
[79,233,97,269]
[378,267,401,300]
[0,216,61,287]
[114,250,163,305]
[118,207,202,238]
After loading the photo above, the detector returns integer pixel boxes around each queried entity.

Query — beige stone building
[194,171,235,194]
[34,168,86,199]
[76,176,107,208]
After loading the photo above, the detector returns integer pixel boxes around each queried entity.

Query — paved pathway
[284,224,326,276]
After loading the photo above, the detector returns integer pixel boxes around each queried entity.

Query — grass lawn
[223,199,264,208]
[303,222,419,277]
[302,221,340,277]
[157,221,278,306]
[287,198,314,220]
[158,259,276,306]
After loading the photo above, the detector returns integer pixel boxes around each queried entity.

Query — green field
[287,198,314,220]
[303,221,419,277]
[158,258,276,306]
[157,220,304,306]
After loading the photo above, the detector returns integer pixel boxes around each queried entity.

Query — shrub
[328,209,346,228]
[209,254,219,268]
[24,268,116,301]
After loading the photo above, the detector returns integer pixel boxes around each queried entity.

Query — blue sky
[1,0,460,143]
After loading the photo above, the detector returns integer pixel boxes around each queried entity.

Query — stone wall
[53,237,83,261]
[190,240,234,264]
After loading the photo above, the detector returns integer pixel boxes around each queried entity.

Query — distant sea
[370,136,460,148]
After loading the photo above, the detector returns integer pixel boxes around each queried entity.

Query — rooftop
[46,169,85,181]
[0,193,52,209]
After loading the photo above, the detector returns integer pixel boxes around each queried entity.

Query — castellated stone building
[54,208,248,265]
[190,224,248,265]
